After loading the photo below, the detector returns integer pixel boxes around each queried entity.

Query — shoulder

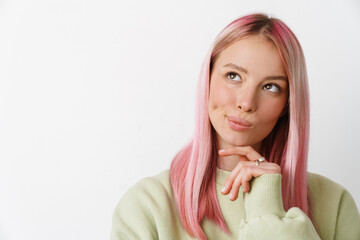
[112,169,177,223]
[307,172,346,194]
[137,170,172,197]
[111,170,176,239]
[307,172,352,210]
[306,172,358,206]
[117,169,172,209]
[307,172,360,239]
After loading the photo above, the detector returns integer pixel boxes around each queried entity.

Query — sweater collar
[215,167,231,185]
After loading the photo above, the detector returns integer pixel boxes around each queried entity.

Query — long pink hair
[170,13,312,239]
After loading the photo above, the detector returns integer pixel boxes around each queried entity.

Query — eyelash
[225,72,282,93]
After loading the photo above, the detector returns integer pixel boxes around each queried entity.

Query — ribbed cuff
[244,174,286,220]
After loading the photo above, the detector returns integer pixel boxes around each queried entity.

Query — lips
[227,116,253,131]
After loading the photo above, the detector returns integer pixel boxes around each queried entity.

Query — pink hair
[170,13,312,239]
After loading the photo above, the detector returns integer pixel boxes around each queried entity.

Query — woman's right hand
[218,146,281,201]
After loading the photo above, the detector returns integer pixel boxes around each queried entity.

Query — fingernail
[229,193,233,200]
[221,186,225,192]
[219,149,225,153]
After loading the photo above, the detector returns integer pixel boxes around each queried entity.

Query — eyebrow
[223,63,288,81]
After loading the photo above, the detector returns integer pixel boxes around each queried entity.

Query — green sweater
[111,168,360,239]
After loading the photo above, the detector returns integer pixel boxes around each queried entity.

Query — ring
[255,156,265,166]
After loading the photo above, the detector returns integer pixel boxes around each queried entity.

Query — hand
[218,146,281,201]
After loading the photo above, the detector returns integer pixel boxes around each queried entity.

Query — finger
[229,172,244,201]
[221,159,281,198]
[224,161,251,197]
[222,162,244,195]
[242,180,250,193]
[221,184,231,195]
[221,168,239,195]
[241,167,257,192]
[218,146,262,162]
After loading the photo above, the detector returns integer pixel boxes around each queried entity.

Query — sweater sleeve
[238,174,320,240]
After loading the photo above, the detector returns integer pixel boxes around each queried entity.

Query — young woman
[111,13,360,240]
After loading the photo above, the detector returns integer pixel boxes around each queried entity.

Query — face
[208,35,288,151]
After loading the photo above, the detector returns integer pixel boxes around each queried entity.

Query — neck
[217,154,240,171]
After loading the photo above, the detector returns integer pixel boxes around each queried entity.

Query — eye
[263,83,280,93]
[226,72,241,82]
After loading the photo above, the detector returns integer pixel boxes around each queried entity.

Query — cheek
[259,98,287,123]
[208,79,234,111]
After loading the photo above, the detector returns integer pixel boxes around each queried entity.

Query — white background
[0,0,359,239]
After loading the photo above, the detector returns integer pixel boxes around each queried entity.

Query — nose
[236,85,257,112]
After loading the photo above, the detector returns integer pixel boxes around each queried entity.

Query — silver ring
[255,156,265,166]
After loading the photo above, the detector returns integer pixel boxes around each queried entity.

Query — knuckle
[238,161,245,167]
[236,161,245,169]
[244,167,253,176]
[239,167,246,175]
[245,167,251,174]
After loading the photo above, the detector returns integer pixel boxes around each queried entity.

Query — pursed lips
[226,115,252,126]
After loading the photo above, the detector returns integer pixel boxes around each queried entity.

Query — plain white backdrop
[0,0,359,239]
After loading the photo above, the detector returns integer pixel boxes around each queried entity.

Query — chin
[225,136,254,147]
[223,132,263,149]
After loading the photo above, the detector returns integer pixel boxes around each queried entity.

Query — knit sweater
[111,168,360,239]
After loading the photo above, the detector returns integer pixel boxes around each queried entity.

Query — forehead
[214,35,286,76]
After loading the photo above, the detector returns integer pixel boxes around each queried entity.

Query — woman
[111,13,360,240]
